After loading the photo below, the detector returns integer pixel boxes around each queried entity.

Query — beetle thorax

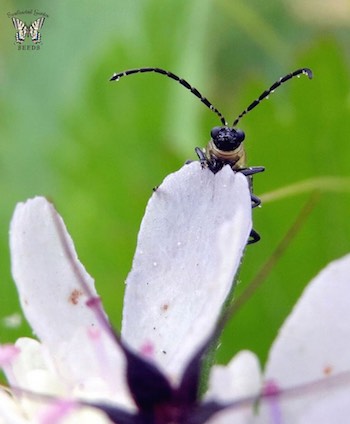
[206,140,246,168]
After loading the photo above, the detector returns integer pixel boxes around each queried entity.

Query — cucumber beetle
[110,67,313,244]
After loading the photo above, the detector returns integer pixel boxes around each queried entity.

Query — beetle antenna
[110,67,228,126]
[232,68,313,127]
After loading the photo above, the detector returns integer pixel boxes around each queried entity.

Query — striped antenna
[232,68,313,127]
[110,67,228,126]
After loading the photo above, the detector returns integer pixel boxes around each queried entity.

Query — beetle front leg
[195,147,208,168]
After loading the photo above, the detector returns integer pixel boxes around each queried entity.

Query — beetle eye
[235,129,245,142]
[210,126,222,139]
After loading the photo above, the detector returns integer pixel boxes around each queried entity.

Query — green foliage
[1,0,349,371]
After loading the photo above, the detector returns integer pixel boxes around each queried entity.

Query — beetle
[110,67,313,244]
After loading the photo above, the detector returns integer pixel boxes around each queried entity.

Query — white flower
[257,253,350,423]
[2,159,350,423]
[206,254,350,423]
[0,162,253,423]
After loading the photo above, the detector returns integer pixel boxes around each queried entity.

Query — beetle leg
[195,147,208,168]
[250,193,261,208]
[248,229,260,244]
[240,166,265,177]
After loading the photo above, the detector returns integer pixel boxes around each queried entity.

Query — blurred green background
[1,0,350,370]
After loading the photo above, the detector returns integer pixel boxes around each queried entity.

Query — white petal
[37,402,113,424]
[0,389,30,424]
[10,197,130,405]
[206,350,261,424]
[262,254,350,422]
[296,390,350,424]
[122,162,252,380]
[207,350,262,401]
[6,338,61,389]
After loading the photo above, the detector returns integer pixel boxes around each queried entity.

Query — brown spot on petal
[161,303,169,312]
[323,364,333,376]
[69,289,83,305]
